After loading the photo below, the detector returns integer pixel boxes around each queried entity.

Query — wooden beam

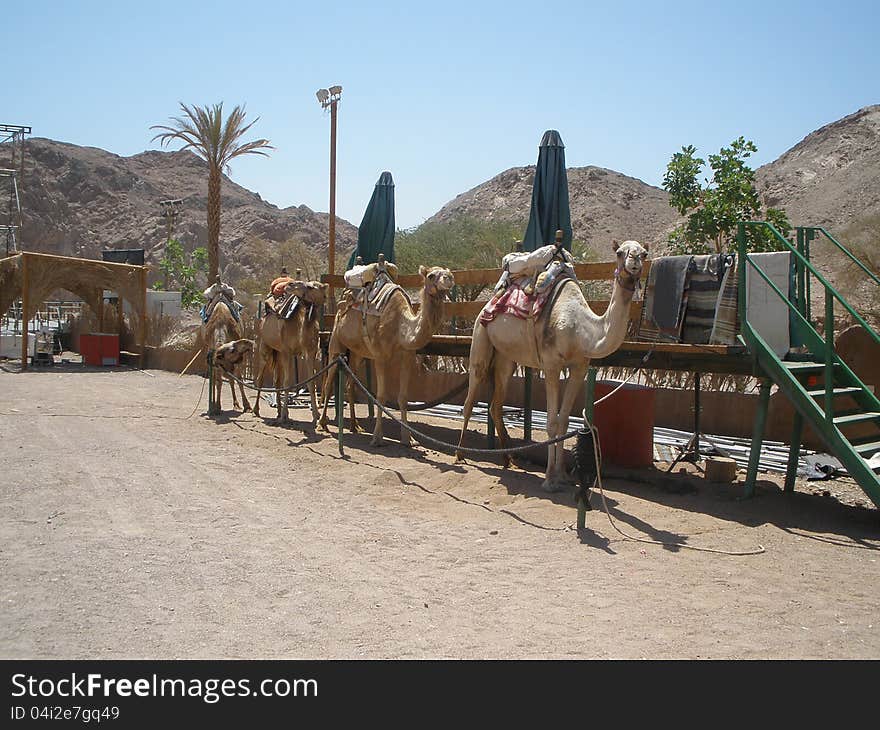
[139,266,147,358]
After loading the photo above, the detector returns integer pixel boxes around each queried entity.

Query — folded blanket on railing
[646,254,693,331]
[682,253,729,344]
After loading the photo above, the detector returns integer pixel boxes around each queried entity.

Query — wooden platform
[319,331,755,375]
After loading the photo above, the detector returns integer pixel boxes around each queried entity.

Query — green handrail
[738,221,880,351]
[799,226,880,288]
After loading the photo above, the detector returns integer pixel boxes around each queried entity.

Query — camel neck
[574,273,636,359]
[399,287,443,349]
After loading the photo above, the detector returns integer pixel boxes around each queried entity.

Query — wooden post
[97,286,105,334]
[744,379,772,498]
[20,253,29,370]
[139,266,147,360]
[328,96,338,310]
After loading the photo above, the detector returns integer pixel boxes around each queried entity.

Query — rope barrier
[217,357,336,396]
[337,356,580,456]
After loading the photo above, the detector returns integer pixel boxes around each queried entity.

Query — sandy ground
[1,364,879,659]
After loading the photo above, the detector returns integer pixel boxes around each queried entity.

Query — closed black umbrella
[347,171,395,269]
[522,130,572,252]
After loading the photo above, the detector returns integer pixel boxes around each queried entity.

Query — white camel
[456,240,648,491]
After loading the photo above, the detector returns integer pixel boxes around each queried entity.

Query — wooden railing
[320,259,652,331]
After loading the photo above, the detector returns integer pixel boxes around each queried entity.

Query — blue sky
[7,0,879,229]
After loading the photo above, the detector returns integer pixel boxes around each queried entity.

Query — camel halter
[614,265,643,300]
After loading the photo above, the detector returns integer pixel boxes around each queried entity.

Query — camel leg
[318,333,342,432]
[552,362,589,485]
[455,324,494,462]
[280,354,294,425]
[370,364,388,447]
[489,355,516,467]
[273,355,286,425]
[237,370,251,413]
[227,371,240,411]
[252,346,272,418]
[543,368,563,492]
[398,356,413,448]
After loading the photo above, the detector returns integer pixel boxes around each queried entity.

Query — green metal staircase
[737,222,880,508]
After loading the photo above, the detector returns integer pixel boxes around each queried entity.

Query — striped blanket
[636,253,738,344]
[682,254,728,344]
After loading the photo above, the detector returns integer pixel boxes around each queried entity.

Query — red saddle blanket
[478,281,556,325]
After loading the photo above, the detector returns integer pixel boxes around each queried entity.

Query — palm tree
[151,102,273,281]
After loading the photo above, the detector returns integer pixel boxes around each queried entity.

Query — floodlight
[316,89,329,104]
[329,85,342,96]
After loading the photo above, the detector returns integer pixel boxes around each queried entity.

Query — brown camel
[201,299,250,412]
[318,265,455,446]
[253,280,328,425]
[455,240,648,491]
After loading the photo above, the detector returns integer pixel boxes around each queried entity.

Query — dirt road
[1,366,878,658]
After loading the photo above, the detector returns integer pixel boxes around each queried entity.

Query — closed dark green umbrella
[521,130,572,252]
[347,171,396,269]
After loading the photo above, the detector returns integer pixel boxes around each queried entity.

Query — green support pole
[523,367,533,442]
[744,379,772,498]
[577,367,598,530]
[365,360,375,422]
[584,367,597,424]
[207,355,218,416]
[487,380,495,450]
[825,291,834,425]
[784,411,803,493]
[334,361,342,424]
[337,361,345,457]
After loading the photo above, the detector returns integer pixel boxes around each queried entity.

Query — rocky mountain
[8,138,357,282]
[6,104,878,293]
[428,165,682,250]
[756,104,880,232]
[428,105,880,262]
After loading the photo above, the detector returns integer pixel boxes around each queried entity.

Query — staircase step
[783,362,825,371]
[833,412,880,426]
[806,387,863,398]
[854,441,880,456]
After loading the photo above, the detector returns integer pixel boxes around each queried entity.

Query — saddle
[264,289,302,320]
[479,244,576,325]
[201,292,242,323]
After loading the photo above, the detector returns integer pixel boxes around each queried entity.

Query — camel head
[418,265,455,299]
[612,240,649,287]
[302,281,329,306]
[282,279,309,299]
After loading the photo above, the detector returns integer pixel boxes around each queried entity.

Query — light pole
[316,85,342,293]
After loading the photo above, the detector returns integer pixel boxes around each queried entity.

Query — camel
[455,240,649,492]
[318,265,455,447]
[253,280,328,425]
[201,298,250,413]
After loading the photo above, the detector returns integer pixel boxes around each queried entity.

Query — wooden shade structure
[0,251,148,370]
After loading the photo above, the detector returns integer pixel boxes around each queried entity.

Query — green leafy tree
[663,137,791,254]
[151,102,273,281]
[154,238,208,309]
